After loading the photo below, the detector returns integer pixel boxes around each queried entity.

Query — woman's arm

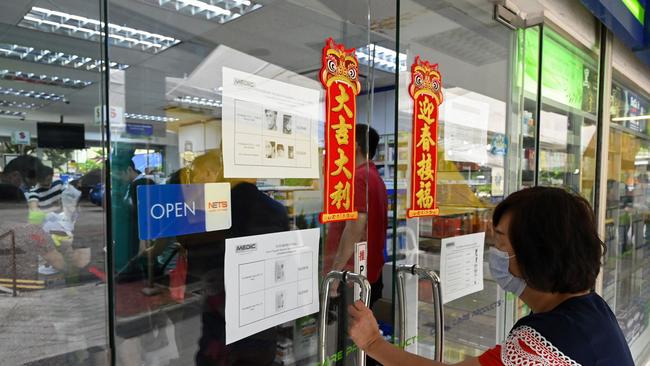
[348,301,481,366]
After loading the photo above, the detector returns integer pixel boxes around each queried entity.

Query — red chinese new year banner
[319,38,361,224]
[407,56,443,218]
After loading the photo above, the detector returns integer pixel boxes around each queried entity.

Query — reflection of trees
[2,142,73,171]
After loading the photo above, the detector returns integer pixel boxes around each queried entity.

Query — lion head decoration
[320,38,361,95]
[409,56,443,104]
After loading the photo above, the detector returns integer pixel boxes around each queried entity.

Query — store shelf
[524,93,597,121]
[610,122,650,142]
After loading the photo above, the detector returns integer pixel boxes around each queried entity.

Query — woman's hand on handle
[348,300,383,351]
[347,300,481,366]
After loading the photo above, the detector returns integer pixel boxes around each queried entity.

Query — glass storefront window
[509,24,602,327]
[604,74,650,363]
[106,1,396,365]
[6,1,650,365]
[392,0,515,362]
[536,27,600,204]
[0,1,109,364]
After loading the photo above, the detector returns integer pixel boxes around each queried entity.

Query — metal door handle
[319,270,371,366]
[396,264,444,362]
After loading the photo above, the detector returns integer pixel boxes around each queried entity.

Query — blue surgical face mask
[488,247,526,296]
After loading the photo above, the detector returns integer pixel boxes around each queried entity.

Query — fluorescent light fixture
[141,0,262,24]
[19,7,180,53]
[356,44,407,73]
[125,112,179,122]
[635,160,649,166]
[0,86,66,102]
[0,109,26,118]
[0,69,92,89]
[612,115,650,122]
[0,43,129,71]
[173,95,222,108]
[0,100,40,109]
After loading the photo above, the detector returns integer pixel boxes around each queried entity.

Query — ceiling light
[19,7,180,53]
[0,43,129,71]
[0,109,26,118]
[356,44,407,73]
[141,0,262,23]
[173,95,222,108]
[0,86,66,102]
[0,100,40,109]
[125,112,179,122]
[612,115,650,122]
[0,69,92,89]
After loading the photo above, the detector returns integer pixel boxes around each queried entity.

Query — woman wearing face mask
[348,187,634,365]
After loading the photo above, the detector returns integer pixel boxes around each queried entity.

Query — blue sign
[581,0,650,67]
[126,123,154,136]
[490,134,508,156]
[137,183,232,240]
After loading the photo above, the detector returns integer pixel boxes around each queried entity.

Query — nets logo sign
[207,200,229,211]
[137,183,232,240]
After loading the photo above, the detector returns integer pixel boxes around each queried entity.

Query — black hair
[355,124,380,159]
[3,155,42,182]
[36,165,54,182]
[128,159,141,174]
[492,186,605,293]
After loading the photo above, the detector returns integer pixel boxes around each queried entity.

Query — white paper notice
[354,242,367,300]
[442,95,489,164]
[439,232,485,304]
[221,67,321,179]
[225,228,320,344]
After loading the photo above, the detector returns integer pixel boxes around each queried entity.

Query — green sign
[521,28,597,113]
[622,0,645,25]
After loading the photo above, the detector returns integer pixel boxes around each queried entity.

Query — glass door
[604,73,650,363]
[105,1,401,365]
[385,0,517,362]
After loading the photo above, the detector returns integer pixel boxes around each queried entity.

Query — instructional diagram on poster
[440,232,485,304]
[221,67,321,178]
[224,228,320,344]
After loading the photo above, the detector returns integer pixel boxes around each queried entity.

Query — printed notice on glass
[439,232,485,304]
[442,95,489,165]
[225,228,320,344]
[222,67,321,179]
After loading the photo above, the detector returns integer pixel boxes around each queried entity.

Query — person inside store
[113,156,156,280]
[325,124,388,366]
[171,149,290,365]
[347,186,634,366]
[326,124,387,304]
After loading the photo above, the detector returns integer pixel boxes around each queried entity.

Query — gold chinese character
[418,96,435,125]
[416,181,434,209]
[416,153,434,181]
[332,148,352,179]
[417,123,436,152]
[333,84,353,118]
[332,115,352,145]
[330,181,351,209]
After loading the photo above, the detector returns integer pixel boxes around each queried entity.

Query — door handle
[396,264,444,362]
[319,270,372,366]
